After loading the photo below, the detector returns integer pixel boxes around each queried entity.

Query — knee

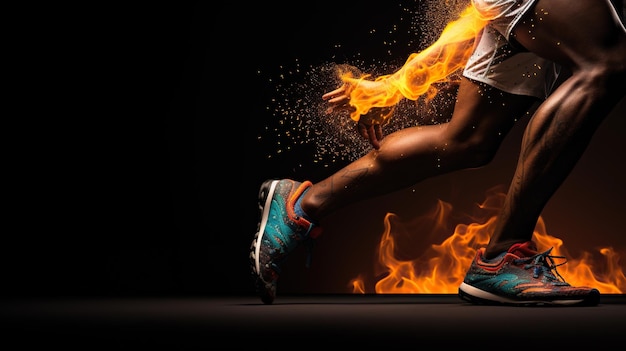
[458,141,499,168]
[576,63,626,97]
[586,46,626,90]
[435,136,500,170]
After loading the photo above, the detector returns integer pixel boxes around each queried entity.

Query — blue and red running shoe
[249,179,322,304]
[459,241,600,306]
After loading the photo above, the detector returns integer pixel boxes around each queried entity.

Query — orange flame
[339,3,489,122]
[351,188,626,294]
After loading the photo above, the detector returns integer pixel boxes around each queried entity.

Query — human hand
[355,107,393,150]
[322,81,394,150]
[324,79,394,149]
[322,83,356,115]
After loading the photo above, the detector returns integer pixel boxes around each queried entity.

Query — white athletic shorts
[463,0,562,99]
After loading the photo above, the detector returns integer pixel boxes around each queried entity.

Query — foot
[249,179,322,304]
[459,241,600,306]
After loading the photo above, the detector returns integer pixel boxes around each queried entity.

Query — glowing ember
[351,189,626,294]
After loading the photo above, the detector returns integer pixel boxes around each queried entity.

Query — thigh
[511,0,626,68]
[446,77,536,142]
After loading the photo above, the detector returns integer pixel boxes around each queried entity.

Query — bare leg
[484,0,626,257]
[301,78,536,221]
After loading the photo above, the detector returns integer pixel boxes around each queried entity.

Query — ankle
[294,189,319,224]
[484,240,535,259]
[484,241,519,260]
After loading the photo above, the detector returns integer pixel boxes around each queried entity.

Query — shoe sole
[458,282,600,306]
[250,179,280,304]
[251,179,279,276]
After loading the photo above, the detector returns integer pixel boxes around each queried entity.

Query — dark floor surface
[2,294,625,348]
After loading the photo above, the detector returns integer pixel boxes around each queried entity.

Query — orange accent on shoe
[286,180,323,239]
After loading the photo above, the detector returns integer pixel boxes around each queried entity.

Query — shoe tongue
[507,241,538,258]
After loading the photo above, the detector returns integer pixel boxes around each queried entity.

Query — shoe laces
[514,247,570,285]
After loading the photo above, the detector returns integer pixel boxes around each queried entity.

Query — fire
[351,188,626,294]
[339,3,489,123]
[341,2,626,294]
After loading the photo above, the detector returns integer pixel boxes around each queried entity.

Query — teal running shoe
[250,179,322,304]
[459,241,600,306]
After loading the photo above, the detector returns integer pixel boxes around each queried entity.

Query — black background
[4,1,624,298]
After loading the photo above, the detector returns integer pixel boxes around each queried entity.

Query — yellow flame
[339,3,489,122]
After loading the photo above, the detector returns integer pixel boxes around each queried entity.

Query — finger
[327,95,350,105]
[322,85,347,100]
[326,98,356,115]
[326,105,355,115]
[374,124,383,142]
[357,122,369,140]
[367,124,381,150]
